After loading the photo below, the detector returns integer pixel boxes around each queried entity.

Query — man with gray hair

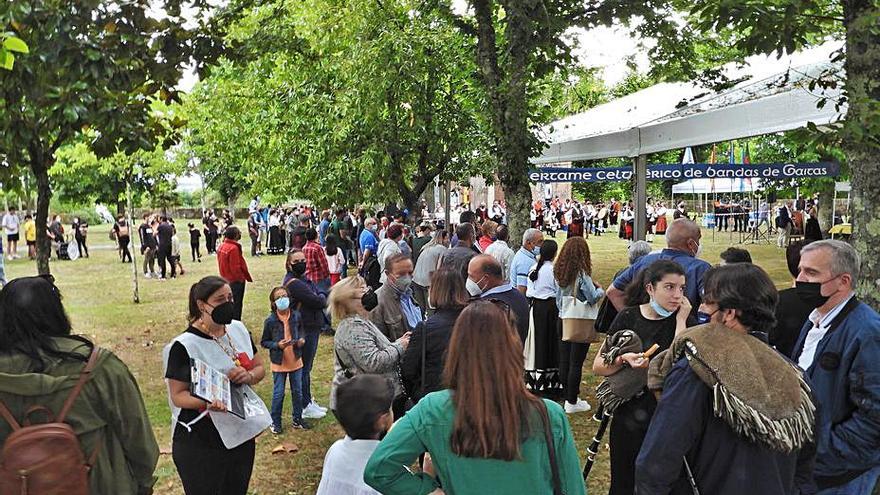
[607,218,710,312]
[510,228,544,295]
[792,239,880,493]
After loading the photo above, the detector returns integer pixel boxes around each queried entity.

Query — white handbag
[559,280,600,320]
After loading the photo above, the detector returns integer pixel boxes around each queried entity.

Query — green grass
[3,223,793,494]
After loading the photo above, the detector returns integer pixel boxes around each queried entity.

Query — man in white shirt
[792,240,880,493]
[484,224,514,283]
[2,207,20,260]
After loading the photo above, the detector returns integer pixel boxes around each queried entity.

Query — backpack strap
[0,400,22,431]
[57,347,101,423]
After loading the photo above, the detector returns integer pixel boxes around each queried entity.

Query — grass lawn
[3,223,793,494]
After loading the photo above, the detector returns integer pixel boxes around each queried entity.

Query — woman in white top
[325,236,346,286]
[525,239,562,396]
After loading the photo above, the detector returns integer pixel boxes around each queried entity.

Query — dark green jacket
[0,338,158,494]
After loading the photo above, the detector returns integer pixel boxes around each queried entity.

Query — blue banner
[528,162,840,183]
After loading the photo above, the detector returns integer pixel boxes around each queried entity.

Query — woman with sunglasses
[328,276,411,418]
[365,300,586,495]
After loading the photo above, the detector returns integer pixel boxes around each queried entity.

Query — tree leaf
[3,36,29,54]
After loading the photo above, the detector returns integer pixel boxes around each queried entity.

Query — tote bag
[558,279,600,343]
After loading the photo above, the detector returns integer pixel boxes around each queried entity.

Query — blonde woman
[329,276,411,418]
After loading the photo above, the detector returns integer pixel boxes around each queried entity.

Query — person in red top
[217,226,253,321]
[302,228,331,292]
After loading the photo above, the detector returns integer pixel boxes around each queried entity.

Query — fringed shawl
[650,323,815,453]
[595,330,647,413]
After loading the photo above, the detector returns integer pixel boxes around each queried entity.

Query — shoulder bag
[537,401,564,495]
[558,277,600,343]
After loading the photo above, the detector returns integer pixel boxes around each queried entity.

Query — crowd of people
[0,194,877,495]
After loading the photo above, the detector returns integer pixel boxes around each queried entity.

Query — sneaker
[143,272,152,279]
[270,424,282,434]
[303,403,327,419]
[310,400,328,413]
[564,399,592,414]
[291,419,311,430]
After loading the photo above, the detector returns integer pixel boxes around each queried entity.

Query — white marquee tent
[533,41,847,239]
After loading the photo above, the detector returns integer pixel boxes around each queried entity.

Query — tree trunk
[844,0,880,310]
[32,159,53,276]
[226,193,237,221]
[816,178,835,234]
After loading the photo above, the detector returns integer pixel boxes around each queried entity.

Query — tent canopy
[672,178,758,195]
[534,41,846,164]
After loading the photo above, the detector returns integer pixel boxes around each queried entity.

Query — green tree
[0,1,201,274]
[185,0,490,220]
[642,0,880,307]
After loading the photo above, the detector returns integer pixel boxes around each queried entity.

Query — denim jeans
[817,466,880,495]
[271,369,304,428]
[300,331,320,406]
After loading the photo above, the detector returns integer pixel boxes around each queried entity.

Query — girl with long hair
[365,300,586,495]
[525,239,562,396]
[593,260,694,495]
[554,236,604,414]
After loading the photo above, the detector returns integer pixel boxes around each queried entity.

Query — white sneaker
[143,272,152,279]
[564,399,592,414]
[311,400,328,413]
[303,402,327,419]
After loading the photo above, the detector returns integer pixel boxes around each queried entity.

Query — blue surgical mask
[650,299,674,318]
[696,311,714,324]
[531,246,541,256]
[275,297,291,311]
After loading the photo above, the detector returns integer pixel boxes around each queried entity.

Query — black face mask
[289,261,307,278]
[795,281,831,309]
[208,301,236,325]
[361,290,379,311]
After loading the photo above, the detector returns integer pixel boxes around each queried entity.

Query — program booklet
[190,358,245,419]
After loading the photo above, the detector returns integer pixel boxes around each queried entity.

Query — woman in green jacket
[364,300,586,495]
[0,276,159,494]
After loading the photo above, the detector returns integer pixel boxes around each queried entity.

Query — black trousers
[173,436,256,495]
[191,242,201,262]
[157,245,175,278]
[75,236,89,257]
[608,391,657,495]
[119,236,132,262]
[230,281,245,321]
[558,339,590,404]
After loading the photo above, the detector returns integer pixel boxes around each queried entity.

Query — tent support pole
[634,154,647,242]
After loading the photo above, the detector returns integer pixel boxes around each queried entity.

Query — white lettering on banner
[647,169,682,180]
[705,167,760,178]
[596,169,631,181]
[783,164,827,177]
[528,172,540,181]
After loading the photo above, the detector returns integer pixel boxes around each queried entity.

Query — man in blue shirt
[359,217,379,262]
[606,219,710,312]
[510,228,544,295]
[318,210,331,246]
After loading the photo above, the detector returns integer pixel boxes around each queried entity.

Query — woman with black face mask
[282,249,331,420]
[328,275,411,419]
[163,276,269,495]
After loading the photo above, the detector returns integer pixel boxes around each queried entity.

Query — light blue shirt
[399,291,423,329]
[481,283,515,298]
[510,247,536,289]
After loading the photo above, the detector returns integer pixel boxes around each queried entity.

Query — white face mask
[466,276,485,297]
[691,240,703,258]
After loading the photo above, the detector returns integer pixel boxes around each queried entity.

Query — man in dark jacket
[155,216,175,279]
[792,240,880,493]
[637,264,816,495]
[467,255,529,344]
[282,249,329,420]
